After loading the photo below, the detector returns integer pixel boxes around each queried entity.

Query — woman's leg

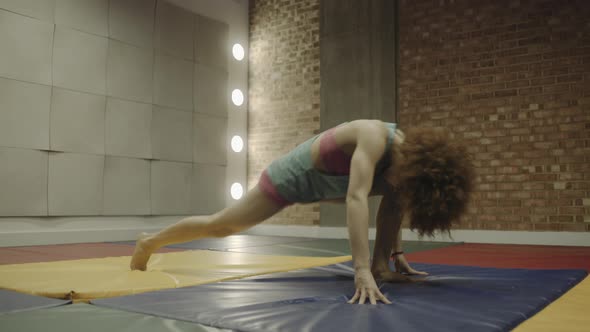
[130,184,285,270]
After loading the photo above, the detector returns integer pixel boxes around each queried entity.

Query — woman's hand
[394,254,429,275]
[348,268,392,305]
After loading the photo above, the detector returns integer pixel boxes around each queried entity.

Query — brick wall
[248,0,321,225]
[398,0,590,231]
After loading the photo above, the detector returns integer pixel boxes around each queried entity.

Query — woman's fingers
[369,290,377,305]
[359,289,367,304]
[347,289,360,304]
[378,291,392,304]
[411,269,429,276]
[349,288,391,305]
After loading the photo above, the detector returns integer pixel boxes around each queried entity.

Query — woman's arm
[345,123,391,305]
[393,224,428,275]
[371,189,400,275]
[370,190,413,283]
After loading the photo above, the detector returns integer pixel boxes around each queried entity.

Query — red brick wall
[398,0,590,231]
[248,0,321,225]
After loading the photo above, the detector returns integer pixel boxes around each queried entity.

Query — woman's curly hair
[388,127,475,237]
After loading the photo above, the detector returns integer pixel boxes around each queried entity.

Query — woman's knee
[211,187,283,231]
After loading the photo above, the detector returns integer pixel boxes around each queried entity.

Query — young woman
[130,119,474,305]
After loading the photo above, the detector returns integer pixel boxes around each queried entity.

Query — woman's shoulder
[347,119,394,136]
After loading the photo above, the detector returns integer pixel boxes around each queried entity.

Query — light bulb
[232,43,245,61]
[230,183,243,200]
[232,89,244,106]
[231,135,244,152]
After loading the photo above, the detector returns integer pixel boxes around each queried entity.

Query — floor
[0,235,588,332]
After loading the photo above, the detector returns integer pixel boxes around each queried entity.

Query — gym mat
[513,275,590,332]
[0,243,182,265]
[0,303,230,332]
[0,289,69,314]
[0,250,350,301]
[405,243,590,270]
[228,239,459,256]
[93,261,587,332]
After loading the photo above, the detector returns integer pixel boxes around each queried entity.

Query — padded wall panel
[50,88,106,154]
[153,55,193,111]
[53,27,108,95]
[195,14,228,70]
[192,163,226,214]
[54,0,108,36]
[151,160,192,215]
[0,10,53,85]
[194,64,228,116]
[105,98,152,159]
[0,78,50,150]
[0,0,55,22]
[0,148,48,216]
[152,107,193,162]
[107,39,153,103]
[154,0,194,60]
[193,114,227,165]
[103,156,150,215]
[108,0,155,48]
[48,152,104,216]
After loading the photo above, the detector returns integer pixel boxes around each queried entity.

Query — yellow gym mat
[0,250,351,302]
[514,276,590,332]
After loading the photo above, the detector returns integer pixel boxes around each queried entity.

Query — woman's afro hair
[392,127,475,237]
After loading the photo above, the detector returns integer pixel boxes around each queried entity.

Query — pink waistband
[258,170,292,207]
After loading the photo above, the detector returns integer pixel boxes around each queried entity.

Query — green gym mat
[0,304,229,332]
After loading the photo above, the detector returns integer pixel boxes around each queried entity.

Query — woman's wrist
[354,259,371,271]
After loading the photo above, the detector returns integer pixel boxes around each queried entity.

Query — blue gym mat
[93,262,587,332]
[0,289,70,314]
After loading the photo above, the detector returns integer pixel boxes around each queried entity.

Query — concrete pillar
[319,0,397,227]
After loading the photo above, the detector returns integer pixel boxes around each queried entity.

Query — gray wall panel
[0,0,55,22]
[108,0,155,48]
[0,11,53,85]
[192,163,226,215]
[152,106,193,162]
[50,88,106,154]
[153,55,194,111]
[107,40,154,103]
[194,64,228,117]
[53,27,108,95]
[54,0,108,36]
[103,156,150,215]
[0,1,229,218]
[48,152,104,216]
[195,14,228,70]
[193,114,228,165]
[0,78,50,150]
[105,98,152,159]
[155,0,194,61]
[0,147,48,216]
[151,160,192,215]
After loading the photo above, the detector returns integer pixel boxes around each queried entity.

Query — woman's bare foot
[130,232,156,271]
